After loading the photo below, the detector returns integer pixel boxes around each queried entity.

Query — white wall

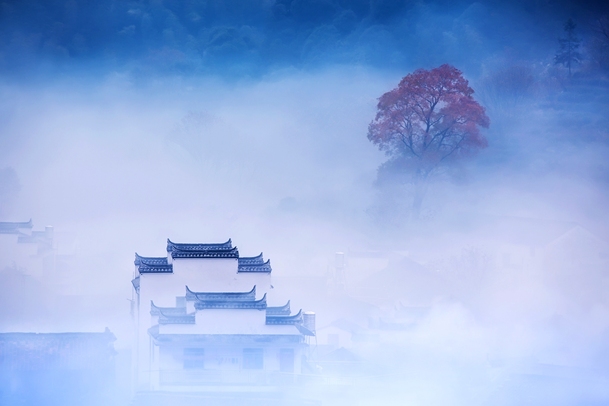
[157,309,301,335]
[134,255,284,389]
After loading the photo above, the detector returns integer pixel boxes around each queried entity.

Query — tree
[367,64,489,219]
[590,15,609,70]
[554,18,582,77]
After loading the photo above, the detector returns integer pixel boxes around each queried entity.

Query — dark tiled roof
[150,301,186,316]
[238,253,272,272]
[158,313,195,325]
[134,253,173,274]
[194,294,267,310]
[138,263,173,274]
[266,309,303,325]
[134,253,168,266]
[0,219,33,234]
[266,301,291,316]
[238,253,264,265]
[167,239,239,259]
[185,285,256,302]
[238,259,272,273]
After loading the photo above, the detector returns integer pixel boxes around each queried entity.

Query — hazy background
[1,0,609,404]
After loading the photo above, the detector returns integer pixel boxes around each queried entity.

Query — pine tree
[555,18,582,77]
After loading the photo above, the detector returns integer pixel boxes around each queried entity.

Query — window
[243,348,263,370]
[279,349,294,373]
[183,348,205,369]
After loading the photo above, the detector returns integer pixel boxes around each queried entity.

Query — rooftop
[158,313,196,325]
[0,219,33,235]
[185,285,257,302]
[167,238,239,259]
[266,310,303,325]
[238,259,272,273]
[193,293,267,310]
[150,301,187,316]
[135,239,273,275]
[134,253,169,266]
[266,301,291,316]
[238,253,264,265]
[135,253,173,274]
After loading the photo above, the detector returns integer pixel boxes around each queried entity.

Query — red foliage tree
[368,64,489,218]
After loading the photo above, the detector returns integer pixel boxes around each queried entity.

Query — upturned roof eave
[0,219,33,232]
[238,253,264,265]
[238,259,272,273]
[266,300,291,315]
[194,293,267,310]
[167,238,233,251]
[185,285,257,301]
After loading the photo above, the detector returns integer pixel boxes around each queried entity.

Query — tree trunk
[411,175,428,221]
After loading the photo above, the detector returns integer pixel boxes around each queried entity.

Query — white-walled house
[131,239,315,392]
[0,220,54,279]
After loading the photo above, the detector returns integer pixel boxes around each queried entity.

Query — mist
[1,0,609,405]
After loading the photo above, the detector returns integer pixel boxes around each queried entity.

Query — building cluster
[1,220,317,403]
[132,238,315,392]
[3,216,608,404]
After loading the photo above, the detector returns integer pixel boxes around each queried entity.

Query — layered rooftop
[148,286,308,331]
[135,238,273,274]
[134,254,173,273]
[238,253,272,273]
[167,239,239,259]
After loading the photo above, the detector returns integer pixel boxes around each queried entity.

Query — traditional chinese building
[131,239,315,393]
[0,219,54,279]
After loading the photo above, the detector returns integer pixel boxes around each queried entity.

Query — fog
[1,0,609,405]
